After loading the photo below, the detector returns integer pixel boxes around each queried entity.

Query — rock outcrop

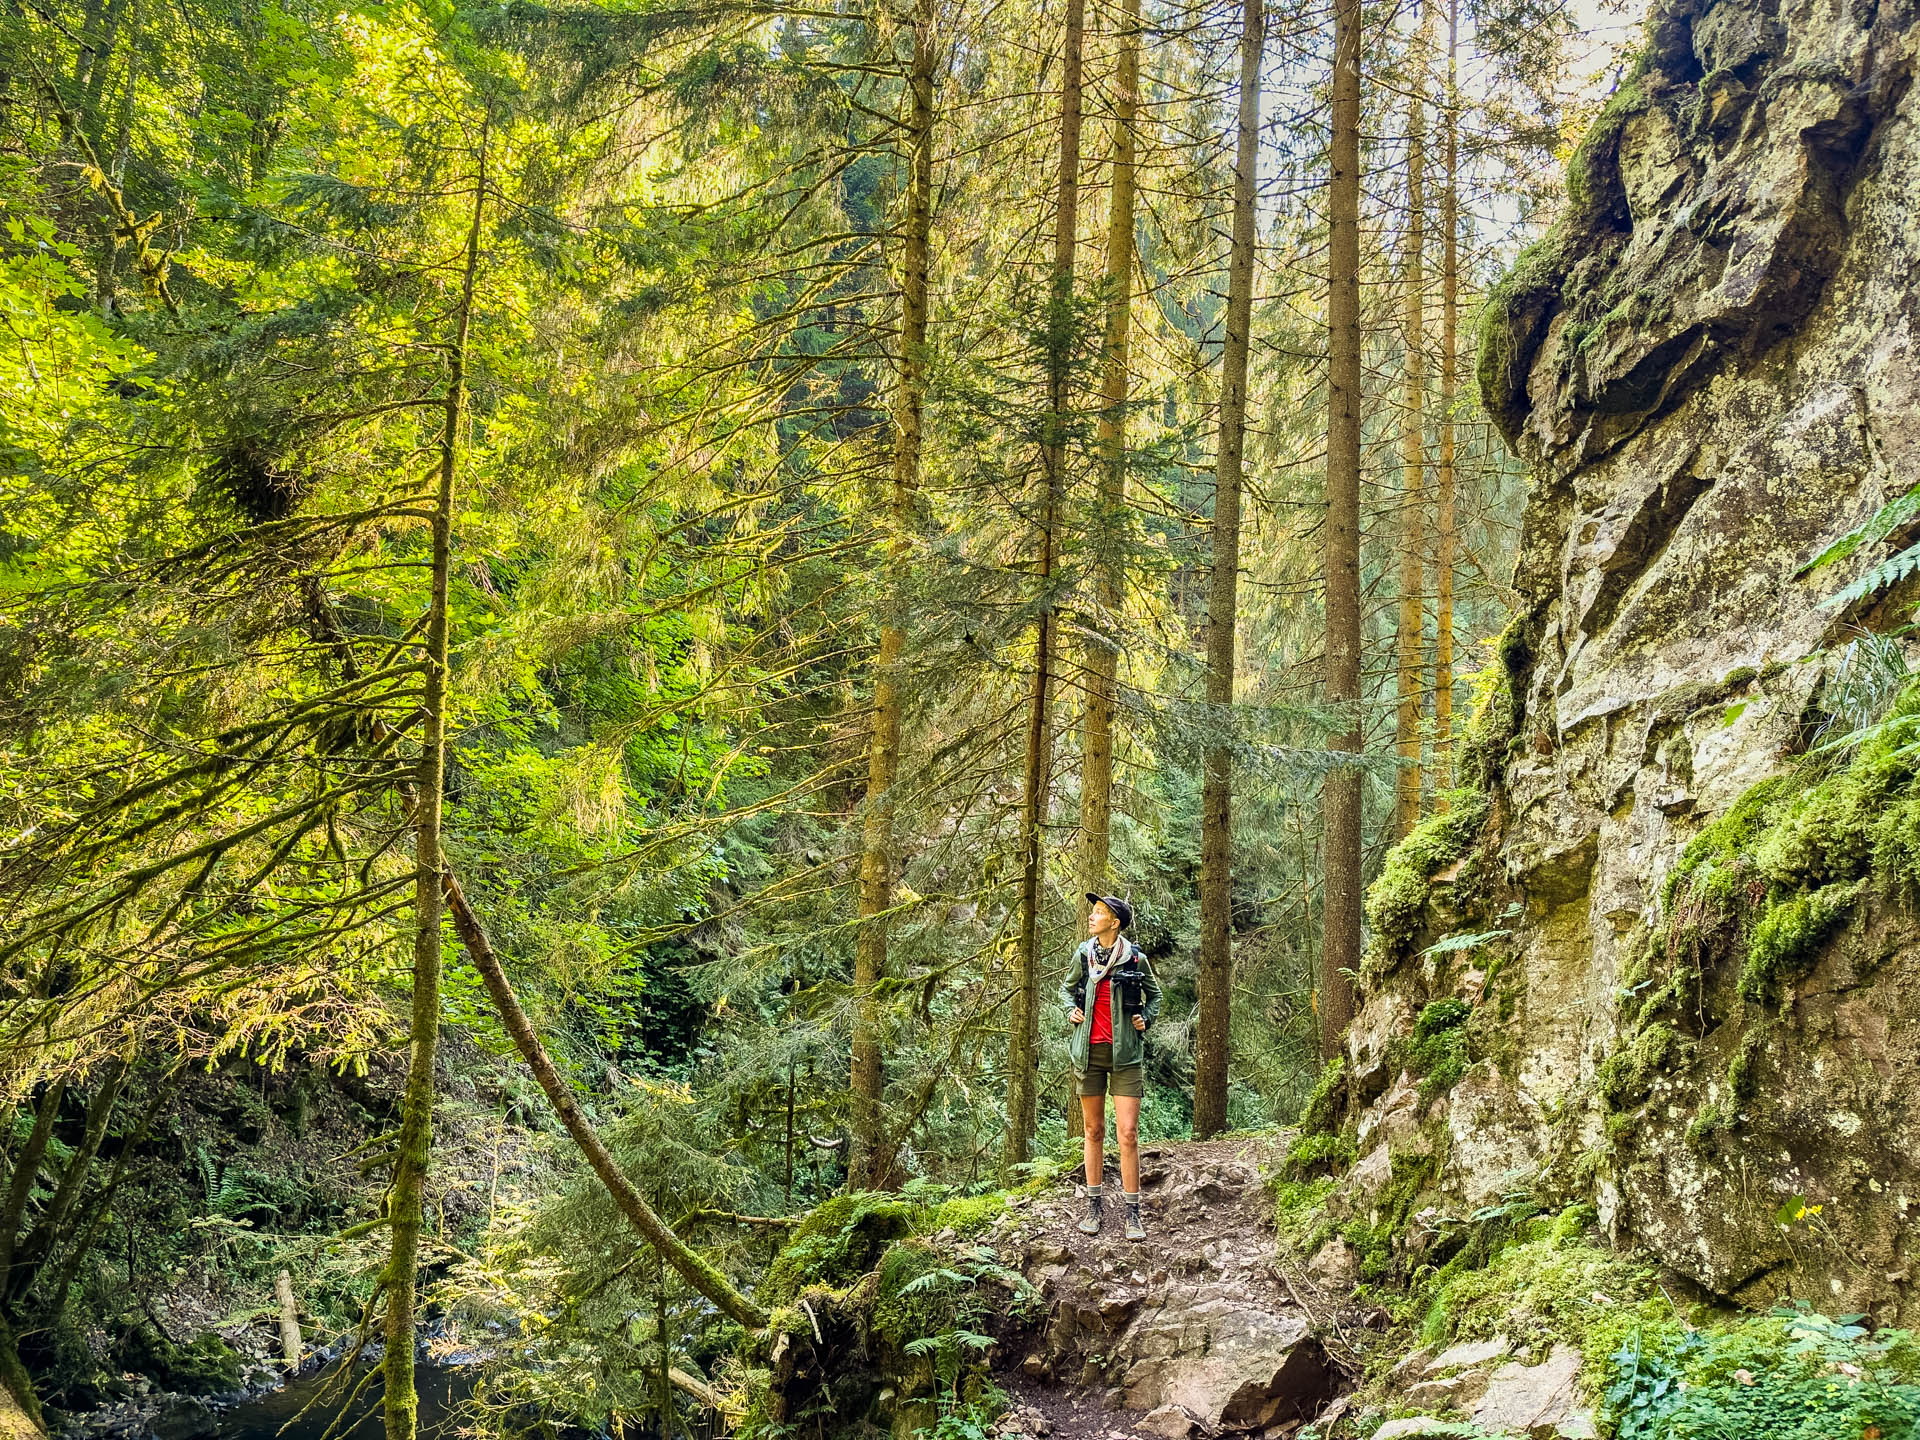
[1343,0,1920,1321]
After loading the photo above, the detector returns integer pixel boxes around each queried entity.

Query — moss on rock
[764,1193,918,1302]
[1364,792,1493,978]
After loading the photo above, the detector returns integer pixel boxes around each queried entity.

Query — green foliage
[872,1241,1037,1351]
[1605,1307,1920,1440]
[763,1193,917,1301]
[1364,792,1493,976]
[1270,1177,1336,1250]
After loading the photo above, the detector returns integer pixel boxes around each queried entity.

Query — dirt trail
[979,1136,1356,1440]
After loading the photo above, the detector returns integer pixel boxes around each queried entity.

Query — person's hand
[1070,1008,1085,1025]
[1132,1014,1147,1032]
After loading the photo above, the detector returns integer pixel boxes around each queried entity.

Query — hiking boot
[1078,1190,1104,1235]
[1124,1199,1146,1241]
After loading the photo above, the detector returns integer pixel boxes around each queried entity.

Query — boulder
[1472,1345,1596,1439]
[1425,1334,1511,1373]
[1135,1404,1203,1440]
[1119,1298,1338,1431]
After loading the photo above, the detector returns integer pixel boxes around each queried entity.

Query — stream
[206,1364,477,1440]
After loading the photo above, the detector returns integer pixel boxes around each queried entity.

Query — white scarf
[1087,936,1127,985]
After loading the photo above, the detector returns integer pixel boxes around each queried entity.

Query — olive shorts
[1076,1042,1144,1098]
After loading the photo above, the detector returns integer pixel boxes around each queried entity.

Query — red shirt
[1091,974,1113,1043]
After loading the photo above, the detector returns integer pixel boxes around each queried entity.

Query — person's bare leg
[1081,1095,1106,1186]
[1078,1094,1108,1234]
[1115,1095,1141,1191]
[1115,1095,1145,1239]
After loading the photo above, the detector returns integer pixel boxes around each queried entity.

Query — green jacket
[1059,937,1162,1074]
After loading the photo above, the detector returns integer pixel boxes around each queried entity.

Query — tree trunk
[1432,0,1459,806]
[850,0,936,1190]
[275,1271,302,1372]
[1320,0,1364,1061]
[1193,0,1262,1140]
[0,1084,66,1296]
[1077,0,1141,906]
[1393,29,1427,840]
[1006,0,1085,1171]
[0,1318,42,1439]
[382,125,485,1440]
[442,869,769,1331]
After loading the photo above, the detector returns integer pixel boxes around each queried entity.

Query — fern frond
[1801,481,1920,577]
[1817,539,1920,612]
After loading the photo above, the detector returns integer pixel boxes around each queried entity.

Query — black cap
[1085,893,1133,933]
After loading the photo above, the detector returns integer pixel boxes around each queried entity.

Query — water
[199,1363,477,1440]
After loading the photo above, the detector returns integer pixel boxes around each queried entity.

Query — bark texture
[1319,0,1364,1060]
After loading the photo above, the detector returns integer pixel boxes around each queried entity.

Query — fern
[1802,481,1920,577]
[1817,537,1920,612]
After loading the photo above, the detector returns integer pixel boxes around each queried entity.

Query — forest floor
[981,1135,1360,1440]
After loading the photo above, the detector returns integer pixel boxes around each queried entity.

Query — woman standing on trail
[1061,894,1162,1240]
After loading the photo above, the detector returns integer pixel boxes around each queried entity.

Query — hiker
[1061,893,1162,1240]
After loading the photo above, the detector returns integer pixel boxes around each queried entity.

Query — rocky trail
[977,1136,1360,1440]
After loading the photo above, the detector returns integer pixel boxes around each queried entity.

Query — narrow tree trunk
[850,0,936,1190]
[9,1062,126,1299]
[275,1271,302,1372]
[1193,0,1262,1140]
[1393,31,1427,840]
[442,870,769,1331]
[1320,0,1365,1061]
[1077,0,1141,906]
[1006,0,1085,1171]
[1432,0,1459,805]
[0,1084,66,1294]
[382,126,485,1440]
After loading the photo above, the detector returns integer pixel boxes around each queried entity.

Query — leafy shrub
[1605,1307,1920,1440]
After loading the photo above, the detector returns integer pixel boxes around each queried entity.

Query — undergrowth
[1604,1306,1920,1440]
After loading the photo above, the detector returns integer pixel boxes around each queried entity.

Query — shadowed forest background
[0,0,1640,1428]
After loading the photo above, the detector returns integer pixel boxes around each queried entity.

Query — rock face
[998,1138,1346,1434]
[1346,0,1920,1320]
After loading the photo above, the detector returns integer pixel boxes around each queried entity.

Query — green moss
[1418,1205,1663,1372]
[927,1192,1007,1238]
[1738,881,1859,1004]
[1341,1151,1440,1282]
[1271,1176,1336,1251]
[763,1192,917,1301]
[1458,617,1534,788]
[1409,999,1472,1101]
[1364,792,1493,976]
[1283,1130,1356,1180]
[1684,1100,1733,1150]
[1564,78,1647,217]
[1296,1056,1347,1136]
[1597,1021,1680,1117]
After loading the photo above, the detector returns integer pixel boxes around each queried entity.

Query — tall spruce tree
[1193,0,1263,1139]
